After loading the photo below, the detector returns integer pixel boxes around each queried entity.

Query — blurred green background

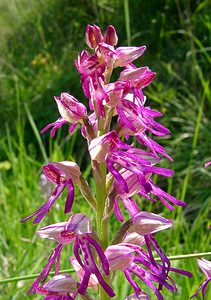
[0,0,211,299]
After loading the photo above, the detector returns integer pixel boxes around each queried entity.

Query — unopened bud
[130,211,172,236]
[85,24,103,49]
[104,25,118,46]
[55,92,87,123]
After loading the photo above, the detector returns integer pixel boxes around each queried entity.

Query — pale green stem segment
[2,252,211,285]
[94,105,112,299]
[95,161,110,300]
[95,162,108,248]
[94,67,113,299]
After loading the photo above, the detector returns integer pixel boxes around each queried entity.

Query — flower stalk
[20,24,197,300]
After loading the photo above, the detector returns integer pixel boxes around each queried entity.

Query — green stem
[96,163,109,249]
[95,162,110,300]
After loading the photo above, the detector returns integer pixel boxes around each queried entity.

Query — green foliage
[0,0,211,299]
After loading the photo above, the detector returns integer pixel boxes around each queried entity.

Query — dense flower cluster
[22,25,192,299]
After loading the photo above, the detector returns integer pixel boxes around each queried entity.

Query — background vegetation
[0,0,211,299]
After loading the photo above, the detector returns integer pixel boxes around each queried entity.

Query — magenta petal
[146,235,170,277]
[129,263,164,300]
[136,133,173,161]
[41,117,67,137]
[85,24,103,49]
[124,270,141,294]
[89,74,107,117]
[74,239,85,268]
[120,197,140,218]
[114,198,124,222]
[69,123,77,134]
[104,25,118,46]
[92,267,115,297]
[159,196,175,210]
[117,106,138,132]
[87,236,110,275]
[170,267,192,278]
[202,279,211,299]
[115,46,146,67]
[150,180,186,208]
[107,159,129,193]
[144,166,174,177]
[27,243,63,295]
[147,119,170,136]
[77,269,91,295]
[65,179,74,213]
[79,237,115,297]
[21,184,66,224]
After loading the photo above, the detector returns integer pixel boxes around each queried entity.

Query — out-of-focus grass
[0,0,211,299]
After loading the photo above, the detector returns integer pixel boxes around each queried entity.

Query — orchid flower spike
[23,24,193,300]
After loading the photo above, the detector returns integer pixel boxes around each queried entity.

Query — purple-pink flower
[28,214,114,297]
[205,161,211,168]
[22,161,81,223]
[105,211,191,299]
[35,273,77,300]
[23,24,193,300]
[192,258,211,299]
[41,93,87,137]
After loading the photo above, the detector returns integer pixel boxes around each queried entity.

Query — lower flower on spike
[21,161,81,223]
[36,273,77,300]
[28,214,115,298]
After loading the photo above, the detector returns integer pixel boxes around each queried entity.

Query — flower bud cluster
[22,24,192,300]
